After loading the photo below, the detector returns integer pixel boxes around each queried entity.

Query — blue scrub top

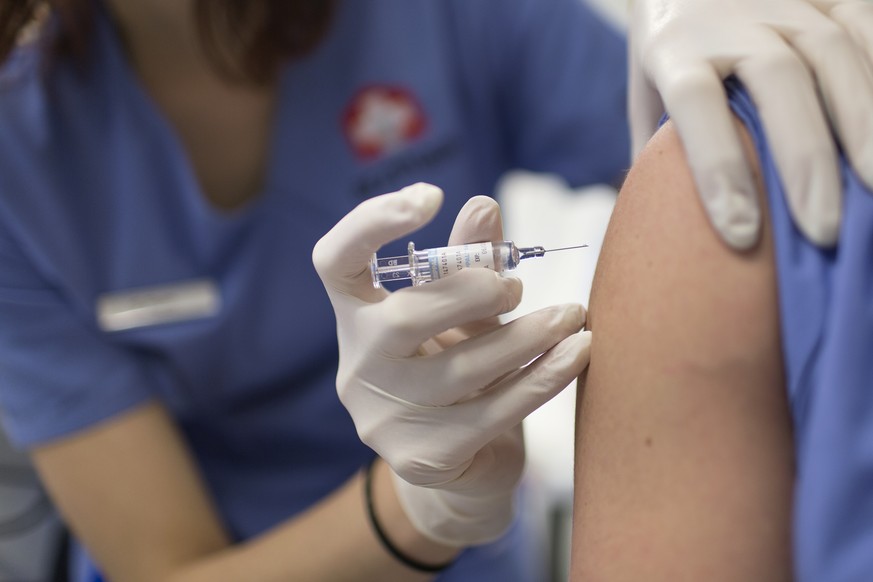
[0,1,628,580]
[729,84,873,581]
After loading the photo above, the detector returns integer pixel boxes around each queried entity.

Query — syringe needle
[542,244,589,253]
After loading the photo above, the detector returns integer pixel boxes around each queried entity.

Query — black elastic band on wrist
[364,458,455,574]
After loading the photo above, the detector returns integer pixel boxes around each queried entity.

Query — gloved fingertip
[447,196,503,246]
[709,183,762,251]
[719,219,761,251]
[501,275,523,303]
[400,182,444,216]
[552,329,593,373]
[467,196,502,225]
[856,142,873,193]
[795,206,840,248]
[561,303,586,331]
[787,162,842,248]
[457,196,501,228]
[463,194,499,210]
[574,329,593,353]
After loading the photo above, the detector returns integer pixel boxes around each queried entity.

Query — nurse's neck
[102,0,279,212]
[103,0,218,88]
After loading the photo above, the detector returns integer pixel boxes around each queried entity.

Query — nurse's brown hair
[0,0,336,83]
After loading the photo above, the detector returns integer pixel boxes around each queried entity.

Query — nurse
[0,2,628,580]
[0,2,870,582]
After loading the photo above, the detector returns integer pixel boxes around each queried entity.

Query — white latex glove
[312,183,591,546]
[630,0,873,248]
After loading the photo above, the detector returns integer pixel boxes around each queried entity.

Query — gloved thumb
[313,183,443,299]
[446,195,504,247]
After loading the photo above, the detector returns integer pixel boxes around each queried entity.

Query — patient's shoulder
[572,118,794,582]
[589,119,776,363]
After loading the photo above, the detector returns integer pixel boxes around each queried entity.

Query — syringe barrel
[491,241,521,271]
[409,241,518,285]
[371,240,583,287]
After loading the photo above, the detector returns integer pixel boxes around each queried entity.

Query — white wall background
[499,176,616,580]
[501,2,628,578]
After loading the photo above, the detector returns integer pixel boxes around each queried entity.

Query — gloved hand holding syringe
[314,182,591,548]
[371,240,588,287]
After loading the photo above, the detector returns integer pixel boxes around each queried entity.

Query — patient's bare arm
[570,121,795,581]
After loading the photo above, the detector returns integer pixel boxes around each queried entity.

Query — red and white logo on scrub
[342,85,427,160]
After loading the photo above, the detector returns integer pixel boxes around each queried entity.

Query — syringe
[370,240,588,288]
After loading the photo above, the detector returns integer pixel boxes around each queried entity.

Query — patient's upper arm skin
[571,121,794,581]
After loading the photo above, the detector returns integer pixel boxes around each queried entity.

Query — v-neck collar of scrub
[94,3,290,229]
